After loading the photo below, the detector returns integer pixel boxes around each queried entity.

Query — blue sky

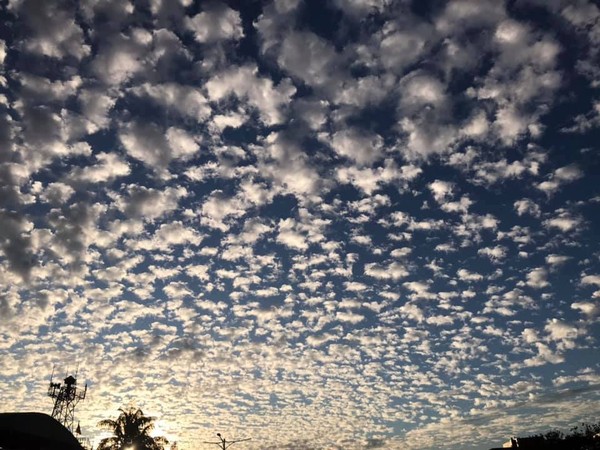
[0,0,599,449]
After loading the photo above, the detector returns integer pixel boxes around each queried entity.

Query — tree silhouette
[97,407,168,450]
[512,421,600,449]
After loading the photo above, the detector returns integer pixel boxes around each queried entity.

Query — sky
[0,0,599,449]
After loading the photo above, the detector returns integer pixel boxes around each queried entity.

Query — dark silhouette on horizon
[202,432,251,450]
[0,412,84,450]
[47,373,87,434]
[490,422,600,449]
[97,407,168,450]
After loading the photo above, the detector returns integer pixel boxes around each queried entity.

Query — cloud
[571,301,599,317]
[457,269,483,282]
[478,246,507,261]
[336,310,365,324]
[514,198,541,217]
[114,185,188,221]
[1,2,600,450]
[205,65,296,125]
[429,180,454,203]
[39,182,75,205]
[10,0,90,60]
[562,101,600,133]
[545,254,570,267]
[119,122,199,174]
[69,152,130,184]
[275,30,341,89]
[543,212,581,232]
[537,164,583,195]
[0,212,34,280]
[185,3,244,43]
[131,83,211,122]
[364,262,409,280]
[526,267,549,289]
[127,222,203,252]
[277,219,308,251]
[91,31,150,85]
[329,129,383,166]
[581,274,600,287]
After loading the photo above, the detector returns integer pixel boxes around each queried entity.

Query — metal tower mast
[47,373,87,433]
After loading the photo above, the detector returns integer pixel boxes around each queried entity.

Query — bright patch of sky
[0,1,599,449]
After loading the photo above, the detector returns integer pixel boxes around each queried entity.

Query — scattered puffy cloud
[185,3,244,43]
[537,164,583,195]
[205,65,296,125]
[543,211,582,232]
[119,122,199,175]
[526,267,549,289]
[1,2,599,450]
[478,245,508,261]
[514,198,541,217]
[329,129,383,166]
[581,274,600,287]
[9,0,90,60]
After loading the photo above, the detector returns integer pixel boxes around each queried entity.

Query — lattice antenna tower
[47,368,87,433]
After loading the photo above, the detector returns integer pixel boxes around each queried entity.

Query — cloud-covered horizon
[0,0,599,449]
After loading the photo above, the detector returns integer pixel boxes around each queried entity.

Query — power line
[202,433,251,450]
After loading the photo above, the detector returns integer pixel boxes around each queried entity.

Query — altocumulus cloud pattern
[0,0,599,449]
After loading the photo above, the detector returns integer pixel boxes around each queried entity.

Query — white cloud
[581,274,600,287]
[571,301,599,317]
[562,101,600,133]
[345,281,368,292]
[329,129,383,166]
[200,191,247,232]
[545,254,570,267]
[0,40,6,65]
[364,262,409,280]
[11,0,90,60]
[276,31,341,88]
[69,152,130,183]
[514,198,541,217]
[127,222,203,252]
[166,127,199,159]
[131,83,211,122]
[119,122,199,174]
[442,195,473,214]
[544,319,580,347]
[429,180,454,203]
[39,182,75,204]
[401,73,447,109]
[92,32,148,85]
[478,246,507,261]
[185,4,243,43]
[457,269,483,282]
[543,212,581,232]
[78,89,117,132]
[398,302,425,322]
[115,185,188,221]
[537,164,583,195]
[205,65,296,125]
[277,219,308,251]
[336,310,365,324]
[526,267,549,289]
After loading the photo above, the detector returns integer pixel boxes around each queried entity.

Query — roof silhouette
[0,412,84,450]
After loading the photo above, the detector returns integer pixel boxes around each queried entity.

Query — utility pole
[202,433,251,450]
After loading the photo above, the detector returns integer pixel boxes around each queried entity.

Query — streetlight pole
[202,433,251,450]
